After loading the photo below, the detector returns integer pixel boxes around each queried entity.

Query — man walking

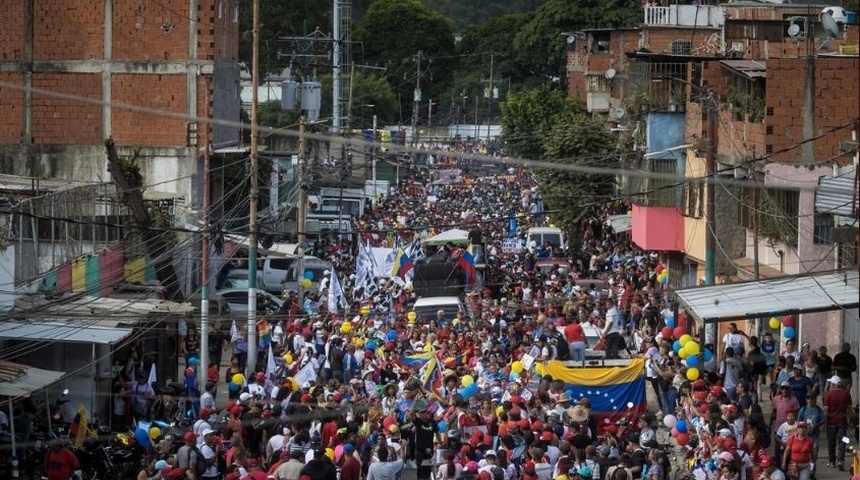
[822,375,852,471]
[832,343,857,390]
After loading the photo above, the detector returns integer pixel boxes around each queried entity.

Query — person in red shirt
[340,444,361,480]
[823,375,853,470]
[564,318,587,361]
[782,422,814,480]
[44,439,79,480]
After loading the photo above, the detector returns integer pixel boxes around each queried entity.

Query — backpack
[553,332,571,361]
[491,466,506,480]
[191,446,208,478]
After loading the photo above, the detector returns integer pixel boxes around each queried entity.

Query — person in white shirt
[602,300,625,359]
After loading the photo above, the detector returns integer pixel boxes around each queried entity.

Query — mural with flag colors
[544,359,647,432]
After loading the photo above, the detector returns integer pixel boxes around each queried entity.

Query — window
[683,182,704,218]
[586,75,610,93]
[635,158,678,207]
[813,214,833,244]
[591,32,611,54]
[737,186,799,245]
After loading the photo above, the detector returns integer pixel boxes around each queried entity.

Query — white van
[527,227,566,252]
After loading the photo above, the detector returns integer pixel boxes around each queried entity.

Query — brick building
[0,0,241,201]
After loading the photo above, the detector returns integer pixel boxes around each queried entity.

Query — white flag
[265,343,277,390]
[147,362,157,386]
[327,272,348,314]
[230,320,239,341]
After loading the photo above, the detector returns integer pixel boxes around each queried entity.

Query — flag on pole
[147,362,157,386]
[265,343,277,390]
[230,319,240,341]
[71,404,91,448]
[327,272,349,314]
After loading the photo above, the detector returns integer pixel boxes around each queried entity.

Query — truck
[218,255,332,294]
[305,181,390,241]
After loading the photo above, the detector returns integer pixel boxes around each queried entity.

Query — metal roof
[815,166,857,216]
[0,361,65,398]
[675,269,859,322]
[0,320,134,344]
[720,59,767,79]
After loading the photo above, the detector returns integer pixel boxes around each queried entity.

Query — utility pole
[297,117,307,299]
[199,81,211,393]
[332,0,341,132]
[371,114,378,206]
[411,51,424,147]
[704,90,717,346]
[246,0,260,375]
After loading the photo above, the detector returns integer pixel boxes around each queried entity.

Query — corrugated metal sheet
[0,320,133,345]
[676,269,859,322]
[0,361,65,397]
[816,168,857,216]
[720,59,767,78]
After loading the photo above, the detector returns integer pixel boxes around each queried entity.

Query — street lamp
[460,92,468,129]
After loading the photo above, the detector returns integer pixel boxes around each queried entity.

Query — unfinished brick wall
[765,56,859,163]
[33,0,104,61]
[0,2,25,60]
[112,74,188,146]
[32,73,102,144]
[112,0,190,61]
[0,74,23,143]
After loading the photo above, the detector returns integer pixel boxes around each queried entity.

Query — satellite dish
[612,107,626,120]
[822,6,848,24]
[821,12,841,38]
[605,68,616,80]
[566,35,576,45]
[787,23,802,38]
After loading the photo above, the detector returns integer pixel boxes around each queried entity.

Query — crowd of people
[36,166,859,480]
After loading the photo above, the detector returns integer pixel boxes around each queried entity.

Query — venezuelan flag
[543,359,647,431]
[390,248,414,279]
[399,350,435,370]
[458,250,476,286]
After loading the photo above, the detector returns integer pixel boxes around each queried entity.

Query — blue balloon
[304,270,314,280]
[438,421,448,433]
[462,383,478,399]
[707,461,716,471]
[783,326,796,339]
[135,427,152,449]
[509,371,520,380]
[675,419,688,434]
[686,356,700,368]
[387,330,398,342]
[703,349,714,362]
[666,317,676,328]
[228,382,240,392]
[673,340,683,352]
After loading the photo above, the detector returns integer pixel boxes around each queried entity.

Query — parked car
[410,296,467,323]
[215,288,284,317]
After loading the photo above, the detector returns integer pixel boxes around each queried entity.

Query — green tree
[537,108,616,230]
[318,72,400,129]
[513,0,643,83]
[355,0,455,122]
[499,85,570,159]
[454,13,533,97]
[500,86,615,231]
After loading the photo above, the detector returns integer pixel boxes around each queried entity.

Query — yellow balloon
[678,347,690,359]
[360,305,371,316]
[287,377,299,391]
[679,334,693,346]
[149,426,162,440]
[340,322,353,334]
[283,353,294,364]
[769,317,781,330]
[325,448,335,460]
[407,311,417,322]
[686,367,700,381]
[461,375,474,387]
[685,342,701,355]
[232,373,245,385]
[511,361,524,373]
[300,278,312,288]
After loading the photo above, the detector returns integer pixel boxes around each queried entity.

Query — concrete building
[0,0,242,203]
[566,2,859,352]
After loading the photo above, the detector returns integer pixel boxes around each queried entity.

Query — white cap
[485,450,497,457]
[718,428,732,437]
[239,392,252,403]
[827,375,842,385]
[202,428,216,437]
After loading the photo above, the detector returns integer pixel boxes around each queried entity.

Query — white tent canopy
[606,214,633,234]
[675,269,859,323]
[424,228,470,246]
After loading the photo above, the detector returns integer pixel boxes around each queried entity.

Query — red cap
[332,393,343,403]
[709,386,724,396]
[255,372,265,382]
[498,425,509,436]
[483,435,493,446]
[694,391,707,401]
[184,431,197,442]
[693,379,706,390]
[230,406,243,417]
[723,438,737,450]
[724,404,738,413]
[301,394,313,403]
[530,421,542,431]
[511,396,523,405]
[262,409,273,419]
[541,431,554,442]
[479,472,492,480]
[199,408,211,419]
[698,403,710,414]
[518,419,530,430]
[760,456,775,468]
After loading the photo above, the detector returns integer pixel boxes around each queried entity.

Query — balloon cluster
[657,328,705,380]
[460,375,479,399]
[228,373,245,393]
[768,315,795,339]
[663,415,691,446]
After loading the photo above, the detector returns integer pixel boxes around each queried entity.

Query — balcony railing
[643,5,724,28]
